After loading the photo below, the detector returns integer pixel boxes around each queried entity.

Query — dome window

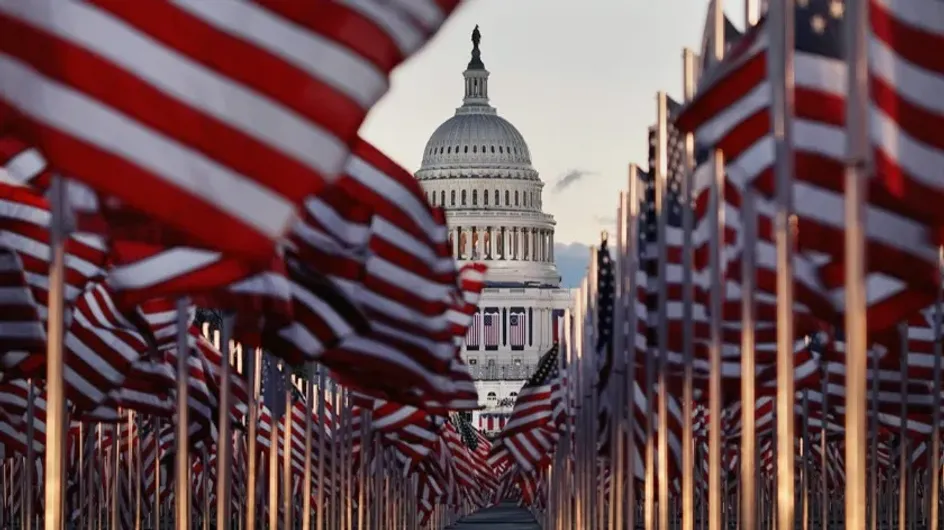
[491,146,495,153]
[447,147,451,154]
[505,190,509,205]
[441,191,445,205]
[464,146,468,153]
[515,191,519,206]
[484,190,489,205]
[473,145,477,153]
[499,146,504,153]
[461,190,467,205]
[494,190,499,205]
[451,190,456,206]
[472,190,477,206]
[482,145,486,153]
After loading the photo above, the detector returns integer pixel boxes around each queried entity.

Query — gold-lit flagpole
[681,47,698,530]
[43,175,68,530]
[245,347,262,530]
[768,1,798,529]
[843,0,870,528]
[654,90,671,530]
[175,297,192,530]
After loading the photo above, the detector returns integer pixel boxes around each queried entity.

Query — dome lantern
[462,25,492,111]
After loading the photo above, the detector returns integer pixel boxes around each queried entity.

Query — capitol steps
[446,501,542,529]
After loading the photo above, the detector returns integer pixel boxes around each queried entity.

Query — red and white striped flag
[464,313,481,349]
[483,309,500,348]
[0,0,464,258]
[509,309,527,348]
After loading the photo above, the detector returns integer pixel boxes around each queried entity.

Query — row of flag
[0,1,589,528]
[531,1,944,530]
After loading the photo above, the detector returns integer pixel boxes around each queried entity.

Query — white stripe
[107,248,220,290]
[3,148,46,185]
[0,52,297,240]
[174,0,385,108]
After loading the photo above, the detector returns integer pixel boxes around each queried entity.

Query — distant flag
[465,312,481,350]
[483,309,500,348]
[509,309,527,349]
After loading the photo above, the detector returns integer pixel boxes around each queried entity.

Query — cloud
[554,242,592,289]
[552,169,595,193]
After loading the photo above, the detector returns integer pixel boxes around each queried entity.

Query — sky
[361,0,748,247]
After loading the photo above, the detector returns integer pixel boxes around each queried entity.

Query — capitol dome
[415,26,559,286]
[419,111,535,176]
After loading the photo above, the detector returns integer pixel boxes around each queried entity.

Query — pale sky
[361,0,747,245]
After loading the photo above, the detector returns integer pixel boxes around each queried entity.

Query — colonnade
[449,225,554,261]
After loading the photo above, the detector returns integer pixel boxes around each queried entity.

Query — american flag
[483,309,500,348]
[675,0,936,336]
[869,0,944,232]
[0,1,463,259]
[465,312,481,350]
[594,234,615,455]
[488,344,561,472]
[509,309,526,348]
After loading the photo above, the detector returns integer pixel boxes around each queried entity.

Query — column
[489,226,501,260]
[511,228,517,260]
[537,229,543,262]
[452,226,459,258]
[550,232,554,261]
[477,226,485,259]
[462,227,471,259]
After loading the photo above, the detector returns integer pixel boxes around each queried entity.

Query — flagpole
[302,363,315,530]
[282,367,294,530]
[654,90,671,530]
[930,255,943,530]
[843,0,870,528]
[245,348,262,530]
[740,187,758,530]
[768,1,798,529]
[175,297,192,530]
[625,164,640,530]
[130,411,140,530]
[216,316,235,530]
[316,369,327,530]
[43,174,68,530]
[25,379,34,530]
[681,47,698,530]
[152,417,161,530]
[267,358,279,530]
[608,193,626,530]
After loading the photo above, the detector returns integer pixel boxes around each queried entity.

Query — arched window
[451,190,456,206]
[472,189,477,206]
[447,146,451,154]
[464,146,468,153]
[509,392,518,398]
[461,190,467,206]
[495,190,500,205]
[484,190,489,205]
[505,190,509,205]
[441,190,445,205]
[515,191,519,206]
[523,193,528,207]
[473,145,477,153]
[486,392,497,403]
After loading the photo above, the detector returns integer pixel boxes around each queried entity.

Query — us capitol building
[414,27,571,434]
